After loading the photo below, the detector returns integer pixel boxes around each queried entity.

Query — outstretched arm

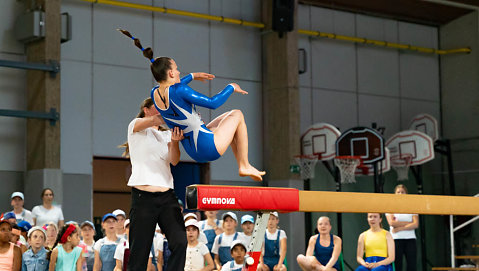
[180,73,194,85]
[180,73,215,85]
[177,83,247,110]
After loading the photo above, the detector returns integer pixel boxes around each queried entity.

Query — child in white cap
[221,240,246,271]
[112,209,127,240]
[198,211,223,254]
[184,219,214,271]
[184,213,208,245]
[257,212,287,271]
[10,192,33,225]
[22,226,49,270]
[212,212,241,269]
[238,215,254,247]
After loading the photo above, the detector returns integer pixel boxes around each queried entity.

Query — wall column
[24,0,63,207]
[262,1,303,269]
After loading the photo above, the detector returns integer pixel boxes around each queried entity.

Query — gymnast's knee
[230,109,244,119]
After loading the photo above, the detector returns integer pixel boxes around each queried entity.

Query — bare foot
[239,165,266,181]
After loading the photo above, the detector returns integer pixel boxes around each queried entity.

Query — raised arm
[180,73,215,85]
[177,83,247,110]
[180,73,194,85]
[177,84,234,110]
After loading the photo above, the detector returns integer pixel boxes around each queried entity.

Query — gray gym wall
[297,4,447,271]
[0,1,475,270]
[440,10,479,264]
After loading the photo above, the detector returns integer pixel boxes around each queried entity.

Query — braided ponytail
[117,29,154,62]
[118,28,173,82]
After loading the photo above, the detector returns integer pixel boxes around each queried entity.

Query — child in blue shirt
[22,226,49,271]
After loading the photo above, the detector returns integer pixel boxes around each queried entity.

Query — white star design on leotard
[163,100,212,152]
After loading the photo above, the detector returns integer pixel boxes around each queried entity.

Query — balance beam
[185,185,479,215]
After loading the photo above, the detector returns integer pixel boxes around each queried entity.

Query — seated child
[221,240,247,271]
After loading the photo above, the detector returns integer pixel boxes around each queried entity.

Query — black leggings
[394,239,417,271]
[127,188,186,271]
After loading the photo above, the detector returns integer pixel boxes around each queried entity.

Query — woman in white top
[31,188,64,229]
[386,185,418,271]
[122,95,210,271]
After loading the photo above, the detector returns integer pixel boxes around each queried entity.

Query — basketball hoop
[391,154,413,181]
[334,156,361,183]
[294,155,319,180]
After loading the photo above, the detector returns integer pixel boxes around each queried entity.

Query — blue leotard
[151,74,234,162]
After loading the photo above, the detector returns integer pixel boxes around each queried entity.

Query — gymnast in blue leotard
[119,29,265,181]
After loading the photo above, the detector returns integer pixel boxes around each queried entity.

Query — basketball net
[334,156,361,183]
[294,155,318,180]
[391,154,413,181]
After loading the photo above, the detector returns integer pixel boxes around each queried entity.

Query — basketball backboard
[335,127,385,165]
[386,130,435,166]
[355,147,391,176]
[301,123,341,161]
[409,113,439,142]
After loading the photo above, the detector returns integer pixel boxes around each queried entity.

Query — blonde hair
[394,184,408,194]
[119,97,167,157]
[46,222,58,232]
